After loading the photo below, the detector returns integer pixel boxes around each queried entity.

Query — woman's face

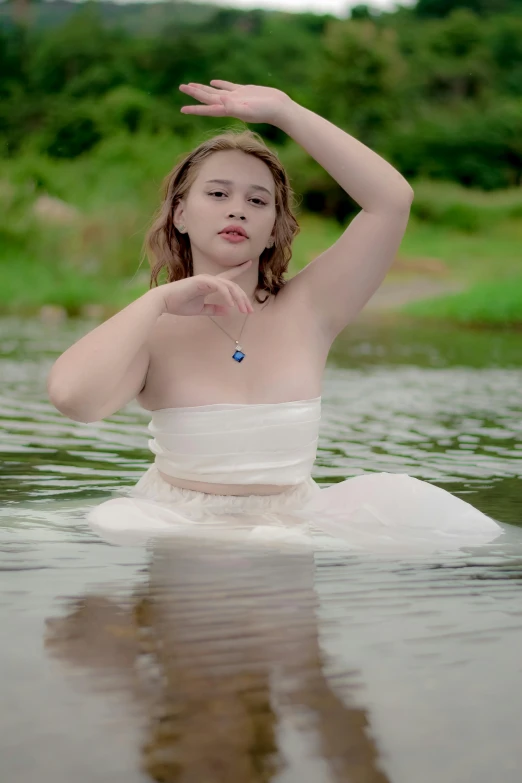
[175,150,277,268]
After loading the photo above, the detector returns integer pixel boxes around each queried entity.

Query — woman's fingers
[243,292,254,313]
[181,80,242,93]
[222,282,248,313]
[219,280,253,313]
[201,303,228,316]
[200,275,253,313]
[178,85,225,115]
[179,85,214,103]
[184,83,219,96]
[217,264,254,311]
[227,281,253,313]
[216,280,236,309]
[208,279,244,312]
[210,80,242,91]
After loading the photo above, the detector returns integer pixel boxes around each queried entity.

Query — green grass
[401,277,522,329]
[399,215,522,283]
[397,182,522,327]
[409,179,522,233]
[1,135,522,326]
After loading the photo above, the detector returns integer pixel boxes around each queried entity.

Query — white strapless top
[147,396,321,485]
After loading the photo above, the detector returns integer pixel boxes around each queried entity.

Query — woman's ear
[173,199,185,226]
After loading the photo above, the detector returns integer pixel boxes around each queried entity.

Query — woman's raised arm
[179,80,414,341]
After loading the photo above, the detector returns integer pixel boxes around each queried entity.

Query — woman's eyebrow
[204,178,272,196]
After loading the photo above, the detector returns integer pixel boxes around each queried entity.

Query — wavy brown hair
[142,128,301,304]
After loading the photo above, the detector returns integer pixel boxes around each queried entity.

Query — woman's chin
[214,254,253,267]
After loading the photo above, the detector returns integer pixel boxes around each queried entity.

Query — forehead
[196,150,274,193]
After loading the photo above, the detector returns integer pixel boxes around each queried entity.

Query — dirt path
[362,274,465,315]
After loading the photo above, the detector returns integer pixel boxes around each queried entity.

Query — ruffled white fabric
[87,464,320,548]
[86,398,504,553]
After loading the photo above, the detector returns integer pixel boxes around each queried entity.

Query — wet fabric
[86,455,503,555]
[87,463,321,548]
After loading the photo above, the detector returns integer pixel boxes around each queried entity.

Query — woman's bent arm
[273,99,413,337]
[47,288,165,423]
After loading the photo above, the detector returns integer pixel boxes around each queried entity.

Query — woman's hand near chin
[155,260,255,317]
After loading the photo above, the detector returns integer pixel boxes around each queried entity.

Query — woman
[48,80,503,552]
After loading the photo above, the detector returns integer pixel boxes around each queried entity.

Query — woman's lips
[219,233,248,243]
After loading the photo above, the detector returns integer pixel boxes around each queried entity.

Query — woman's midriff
[157,469,295,496]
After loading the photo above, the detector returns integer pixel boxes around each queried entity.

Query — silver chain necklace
[208,313,249,362]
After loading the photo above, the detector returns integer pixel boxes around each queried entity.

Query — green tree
[487,16,522,96]
[312,19,408,146]
[389,100,522,188]
[42,103,103,159]
[408,10,494,104]
[27,4,126,94]
[415,0,521,17]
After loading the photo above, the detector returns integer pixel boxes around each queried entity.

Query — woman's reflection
[45,536,390,783]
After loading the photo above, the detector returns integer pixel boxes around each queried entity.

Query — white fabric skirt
[86,463,504,554]
[86,464,321,548]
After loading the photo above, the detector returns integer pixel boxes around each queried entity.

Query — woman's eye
[209,192,265,205]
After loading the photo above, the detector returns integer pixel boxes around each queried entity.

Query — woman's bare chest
[137,292,328,411]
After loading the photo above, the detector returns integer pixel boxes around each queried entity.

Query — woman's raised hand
[156,260,255,317]
[179,80,292,126]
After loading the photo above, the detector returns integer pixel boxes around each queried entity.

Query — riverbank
[2,141,521,327]
[5,218,521,329]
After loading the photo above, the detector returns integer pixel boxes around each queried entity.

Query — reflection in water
[45,538,390,783]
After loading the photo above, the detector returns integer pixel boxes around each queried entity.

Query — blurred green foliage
[415,0,522,17]
[0,0,521,197]
[1,1,522,324]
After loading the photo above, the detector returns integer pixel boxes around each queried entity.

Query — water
[1,313,522,782]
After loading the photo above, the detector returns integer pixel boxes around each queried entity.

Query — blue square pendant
[232,350,245,362]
